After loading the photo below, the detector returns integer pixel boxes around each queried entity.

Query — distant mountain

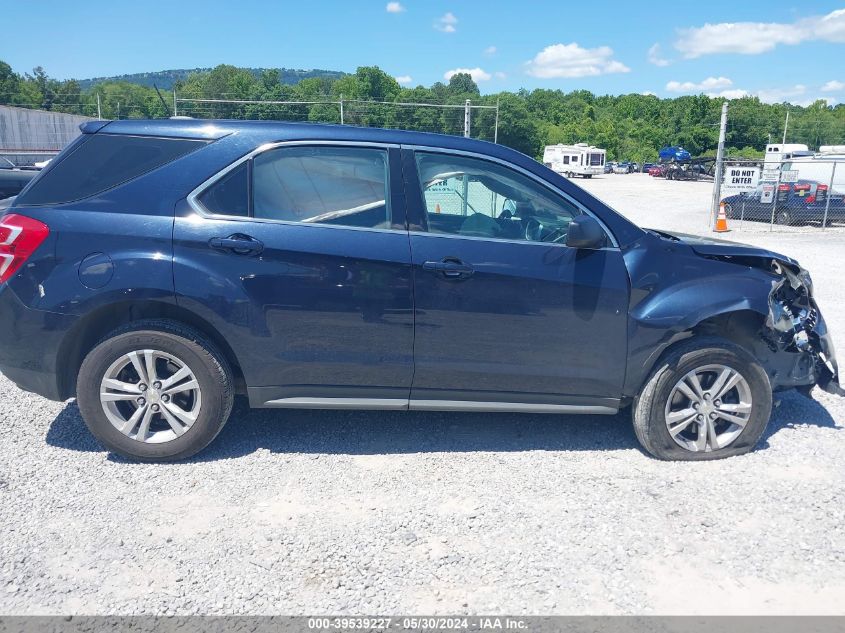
[77,67,347,91]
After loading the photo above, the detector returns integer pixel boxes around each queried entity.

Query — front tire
[632,338,772,460]
[76,320,234,462]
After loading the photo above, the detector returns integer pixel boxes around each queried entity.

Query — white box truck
[764,143,811,169]
[782,148,845,195]
[543,143,605,179]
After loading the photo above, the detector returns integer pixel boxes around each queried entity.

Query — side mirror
[566,215,605,249]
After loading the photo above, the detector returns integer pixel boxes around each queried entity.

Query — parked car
[648,165,665,177]
[658,146,692,163]
[641,163,655,173]
[0,120,840,462]
[723,180,845,226]
[0,157,39,200]
[604,162,615,174]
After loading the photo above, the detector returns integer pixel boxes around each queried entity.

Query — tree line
[2,60,844,162]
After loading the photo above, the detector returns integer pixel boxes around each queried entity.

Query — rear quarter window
[15,134,208,206]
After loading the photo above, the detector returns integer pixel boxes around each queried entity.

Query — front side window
[414,152,596,245]
[253,146,390,229]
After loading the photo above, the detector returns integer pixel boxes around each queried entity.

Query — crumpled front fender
[622,233,842,397]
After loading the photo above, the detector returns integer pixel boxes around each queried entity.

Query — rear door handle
[209,234,264,256]
[422,259,474,279]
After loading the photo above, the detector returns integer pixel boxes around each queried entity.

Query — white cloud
[434,12,457,33]
[707,89,750,100]
[821,80,845,92]
[662,80,834,105]
[385,2,405,12]
[395,75,413,85]
[793,96,835,107]
[675,8,845,58]
[755,84,807,104]
[525,42,630,79]
[665,76,733,92]
[444,67,492,82]
[663,78,819,103]
[484,45,497,56]
[494,71,507,80]
[647,43,670,66]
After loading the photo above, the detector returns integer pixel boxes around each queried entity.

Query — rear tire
[632,337,772,461]
[76,320,234,462]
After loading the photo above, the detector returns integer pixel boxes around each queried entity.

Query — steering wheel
[525,218,567,243]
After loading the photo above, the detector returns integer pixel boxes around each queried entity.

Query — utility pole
[494,98,500,144]
[96,93,102,119]
[782,109,789,144]
[339,94,344,125]
[710,101,728,230]
[173,90,178,117]
[463,100,471,138]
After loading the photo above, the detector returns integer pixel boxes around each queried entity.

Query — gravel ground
[1,174,844,615]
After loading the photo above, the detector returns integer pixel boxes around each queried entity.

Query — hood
[648,229,799,267]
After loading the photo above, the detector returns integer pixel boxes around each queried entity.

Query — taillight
[0,214,50,285]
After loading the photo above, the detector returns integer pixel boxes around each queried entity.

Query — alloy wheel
[663,364,753,452]
[99,349,202,443]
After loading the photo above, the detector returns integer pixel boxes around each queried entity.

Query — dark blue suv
[0,119,841,461]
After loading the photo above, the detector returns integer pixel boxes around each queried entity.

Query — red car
[648,165,664,177]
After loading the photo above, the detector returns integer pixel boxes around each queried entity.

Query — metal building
[0,105,96,165]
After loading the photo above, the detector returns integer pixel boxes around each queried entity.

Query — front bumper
[763,263,843,396]
[0,285,76,401]
[814,314,843,395]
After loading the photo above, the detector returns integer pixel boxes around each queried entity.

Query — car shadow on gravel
[45,389,839,462]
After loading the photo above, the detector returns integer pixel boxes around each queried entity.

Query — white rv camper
[542,143,605,178]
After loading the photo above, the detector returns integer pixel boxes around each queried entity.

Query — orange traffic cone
[714,202,730,232]
[435,203,441,214]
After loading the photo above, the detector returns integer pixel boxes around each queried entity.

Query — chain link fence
[719,156,844,231]
[174,96,500,143]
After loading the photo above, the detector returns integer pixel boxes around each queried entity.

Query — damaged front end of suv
[624,231,843,402]
[764,259,843,396]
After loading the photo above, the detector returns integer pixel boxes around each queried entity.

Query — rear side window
[198,161,249,216]
[253,146,390,228]
[16,134,207,206]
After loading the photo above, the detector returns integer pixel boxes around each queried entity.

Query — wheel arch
[56,300,246,400]
[625,307,771,400]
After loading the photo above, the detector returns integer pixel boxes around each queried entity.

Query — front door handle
[422,259,474,279]
[209,234,264,256]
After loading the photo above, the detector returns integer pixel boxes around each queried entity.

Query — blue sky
[3,1,844,104]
